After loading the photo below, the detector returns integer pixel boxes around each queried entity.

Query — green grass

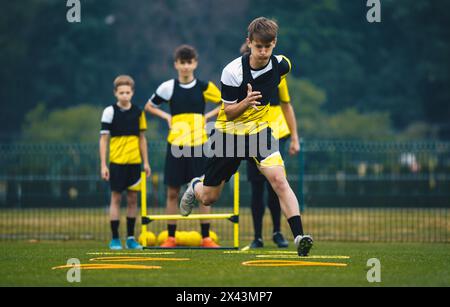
[1,207,448,242]
[1,241,449,286]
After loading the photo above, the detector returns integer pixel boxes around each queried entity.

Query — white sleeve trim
[101,106,114,124]
[100,130,110,135]
[220,57,243,87]
[222,99,238,104]
[155,79,175,101]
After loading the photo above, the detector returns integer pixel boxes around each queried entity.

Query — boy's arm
[144,100,172,128]
[99,134,110,180]
[139,131,151,177]
[224,84,262,121]
[204,82,222,121]
[280,102,300,155]
[205,106,221,121]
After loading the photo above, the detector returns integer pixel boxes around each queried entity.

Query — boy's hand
[144,163,151,177]
[289,137,300,156]
[165,114,172,129]
[101,165,110,181]
[245,84,262,110]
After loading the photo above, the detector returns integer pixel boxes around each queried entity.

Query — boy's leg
[110,191,122,240]
[198,203,221,247]
[194,182,225,206]
[266,182,281,233]
[126,190,138,237]
[250,180,265,243]
[258,165,313,256]
[266,182,288,247]
[166,186,180,236]
[125,190,142,249]
[161,186,179,247]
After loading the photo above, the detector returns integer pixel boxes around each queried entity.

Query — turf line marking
[89,256,189,262]
[242,260,347,267]
[52,264,161,270]
[87,252,175,256]
[256,255,350,259]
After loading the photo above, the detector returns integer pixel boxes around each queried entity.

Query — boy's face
[247,38,277,62]
[114,85,134,103]
[174,58,198,78]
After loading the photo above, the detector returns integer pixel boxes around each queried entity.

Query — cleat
[126,237,143,250]
[201,237,220,248]
[249,238,264,248]
[180,176,202,216]
[160,236,177,248]
[295,235,313,256]
[109,239,123,250]
[273,232,289,248]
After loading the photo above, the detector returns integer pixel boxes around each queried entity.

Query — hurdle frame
[140,172,240,250]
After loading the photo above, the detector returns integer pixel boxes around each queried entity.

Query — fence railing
[0,140,449,242]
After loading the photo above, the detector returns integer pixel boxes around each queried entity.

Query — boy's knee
[167,189,179,200]
[269,174,289,193]
[201,193,219,206]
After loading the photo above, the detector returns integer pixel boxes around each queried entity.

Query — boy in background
[145,45,221,248]
[100,75,151,250]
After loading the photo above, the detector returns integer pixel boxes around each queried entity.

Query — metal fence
[0,140,449,243]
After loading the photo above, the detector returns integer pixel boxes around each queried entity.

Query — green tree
[22,104,104,143]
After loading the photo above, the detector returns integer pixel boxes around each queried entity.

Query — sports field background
[1,241,449,287]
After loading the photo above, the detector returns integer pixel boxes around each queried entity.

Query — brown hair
[113,75,135,91]
[174,44,198,61]
[247,17,278,43]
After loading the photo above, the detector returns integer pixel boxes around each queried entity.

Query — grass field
[1,240,449,287]
[1,207,448,242]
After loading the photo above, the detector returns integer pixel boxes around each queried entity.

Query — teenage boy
[180,18,313,256]
[100,75,151,250]
[145,45,222,248]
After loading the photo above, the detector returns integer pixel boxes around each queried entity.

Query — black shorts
[110,163,141,193]
[203,128,283,187]
[164,143,206,187]
[247,135,289,182]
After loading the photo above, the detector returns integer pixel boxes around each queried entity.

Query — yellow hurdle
[140,172,240,249]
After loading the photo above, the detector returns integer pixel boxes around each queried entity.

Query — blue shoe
[109,239,123,250]
[126,237,143,250]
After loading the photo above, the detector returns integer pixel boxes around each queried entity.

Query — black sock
[287,215,304,238]
[111,220,120,239]
[266,181,281,233]
[251,181,265,240]
[126,217,136,237]
[168,224,177,237]
[200,223,210,238]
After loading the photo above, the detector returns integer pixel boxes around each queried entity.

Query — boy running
[180,18,313,256]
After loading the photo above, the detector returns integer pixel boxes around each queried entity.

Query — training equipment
[140,172,240,250]
[138,232,156,246]
[188,231,202,246]
[157,231,169,245]
[209,231,219,244]
[176,231,189,246]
